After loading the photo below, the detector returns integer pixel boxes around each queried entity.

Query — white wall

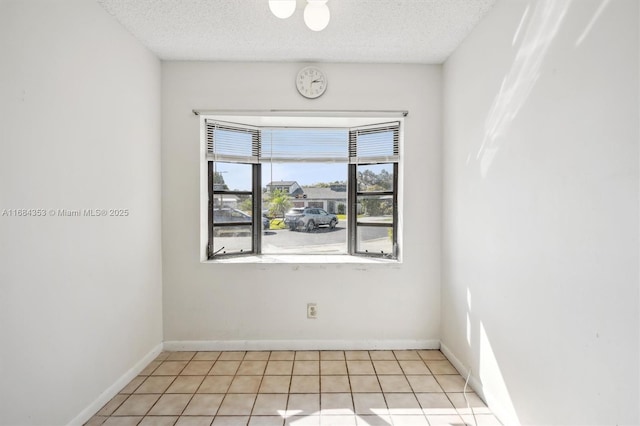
[442,0,639,425]
[162,62,441,347]
[0,1,163,424]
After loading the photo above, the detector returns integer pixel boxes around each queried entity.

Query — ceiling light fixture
[268,0,330,31]
[268,0,296,19]
[303,0,330,31]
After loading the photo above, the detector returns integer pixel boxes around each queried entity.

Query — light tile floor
[85,350,502,426]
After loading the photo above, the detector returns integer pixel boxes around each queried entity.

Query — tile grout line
[193,350,222,422]
[346,350,370,425]
[173,351,206,422]
[216,351,246,422]
[141,352,192,420]
[246,350,269,424]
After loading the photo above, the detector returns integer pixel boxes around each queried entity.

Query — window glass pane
[261,162,347,255]
[213,225,252,255]
[357,195,394,224]
[213,207,253,224]
[213,162,252,192]
[357,164,394,192]
[212,193,253,211]
[262,163,346,192]
[211,161,255,257]
[356,225,394,256]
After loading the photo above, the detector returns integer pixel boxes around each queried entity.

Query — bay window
[201,115,402,262]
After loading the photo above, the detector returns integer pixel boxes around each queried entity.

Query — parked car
[213,208,269,235]
[284,207,338,232]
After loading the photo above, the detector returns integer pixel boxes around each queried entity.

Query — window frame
[347,123,400,259]
[348,162,398,259]
[200,114,404,263]
[207,161,262,258]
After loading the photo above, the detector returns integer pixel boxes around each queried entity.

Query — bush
[270,219,287,230]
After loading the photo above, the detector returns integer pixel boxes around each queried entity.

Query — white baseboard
[67,342,163,426]
[163,339,440,352]
[439,342,483,396]
[440,342,512,426]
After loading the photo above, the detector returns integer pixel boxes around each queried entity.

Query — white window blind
[349,122,400,164]
[206,120,260,163]
[207,120,400,164]
[260,128,349,163]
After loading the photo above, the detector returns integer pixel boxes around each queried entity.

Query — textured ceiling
[97,0,497,64]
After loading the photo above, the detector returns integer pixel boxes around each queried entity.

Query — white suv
[284,207,338,232]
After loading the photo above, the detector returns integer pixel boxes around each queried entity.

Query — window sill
[203,254,400,264]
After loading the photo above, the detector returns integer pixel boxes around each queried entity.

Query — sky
[262,162,347,187]
[215,162,347,191]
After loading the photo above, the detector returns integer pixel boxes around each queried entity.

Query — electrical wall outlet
[307,303,318,319]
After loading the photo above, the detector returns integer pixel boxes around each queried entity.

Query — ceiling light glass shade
[269,0,296,19]
[304,0,330,31]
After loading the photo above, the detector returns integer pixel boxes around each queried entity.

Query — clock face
[296,66,327,99]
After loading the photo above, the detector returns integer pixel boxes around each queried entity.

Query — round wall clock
[296,66,327,99]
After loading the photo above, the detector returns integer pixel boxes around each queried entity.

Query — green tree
[313,180,346,188]
[357,169,391,191]
[265,188,292,219]
[213,171,229,190]
[238,198,253,213]
[357,168,393,216]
